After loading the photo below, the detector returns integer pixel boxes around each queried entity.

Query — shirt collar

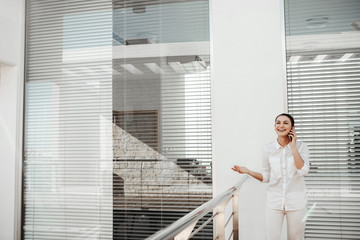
[274,140,282,149]
[274,139,289,149]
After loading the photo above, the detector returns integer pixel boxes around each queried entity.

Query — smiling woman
[232,113,310,240]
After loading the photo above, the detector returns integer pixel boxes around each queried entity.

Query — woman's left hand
[289,128,297,148]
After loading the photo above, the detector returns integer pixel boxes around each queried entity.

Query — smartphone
[288,127,294,139]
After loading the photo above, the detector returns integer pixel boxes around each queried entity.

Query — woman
[232,113,310,240]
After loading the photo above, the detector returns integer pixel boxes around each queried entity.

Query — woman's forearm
[232,165,263,181]
[291,146,305,169]
[231,165,263,182]
[246,169,263,182]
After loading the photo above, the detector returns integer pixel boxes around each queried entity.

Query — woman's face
[275,115,293,137]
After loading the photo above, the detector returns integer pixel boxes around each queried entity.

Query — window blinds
[24,0,212,239]
[284,0,360,239]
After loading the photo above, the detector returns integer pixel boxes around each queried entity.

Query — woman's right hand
[231,165,249,174]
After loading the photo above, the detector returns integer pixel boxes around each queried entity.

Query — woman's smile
[275,115,292,136]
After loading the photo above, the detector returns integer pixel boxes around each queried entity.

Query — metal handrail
[146,175,249,240]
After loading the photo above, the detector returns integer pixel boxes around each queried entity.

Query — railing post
[215,197,231,240]
[232,191,239,240]
[215,204,226,240]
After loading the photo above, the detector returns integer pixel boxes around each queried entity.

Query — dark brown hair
[275,113,295,127]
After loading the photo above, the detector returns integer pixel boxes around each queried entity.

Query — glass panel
[24,1,113,239]
[284,0,360,239]
[23,0,212,239]
[111,1,212,239]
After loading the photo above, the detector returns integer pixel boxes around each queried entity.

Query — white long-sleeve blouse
[261,140,310,210]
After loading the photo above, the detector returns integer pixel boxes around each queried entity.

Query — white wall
[211,0,287,239]
[0,0,25,239]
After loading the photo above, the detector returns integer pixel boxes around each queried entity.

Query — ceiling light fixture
[168,62,187,74]
[338,53,354,62]
[289,56,302,63]
[313,54,327,64]
[121,64,144,75]
[144,63,164,74]
[182,56,207,73]
[112,68,122,76]
[194,56,207,69]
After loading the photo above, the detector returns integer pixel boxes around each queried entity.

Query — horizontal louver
[284,0,360,239]
[24,0,212,239]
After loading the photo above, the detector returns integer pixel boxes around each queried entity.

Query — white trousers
[265,207,307,240]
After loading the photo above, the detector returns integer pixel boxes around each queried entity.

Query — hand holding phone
[288,128,293,139]
[288,127,297,147]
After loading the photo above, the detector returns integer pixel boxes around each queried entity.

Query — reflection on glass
[112,1,212,239]
[284,0,360,238]
[24,0,212,239]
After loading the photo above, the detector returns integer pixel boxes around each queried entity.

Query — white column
[211,0,286,239]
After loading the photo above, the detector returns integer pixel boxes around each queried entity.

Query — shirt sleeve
[261,147,270,183]
[296,141,310,176]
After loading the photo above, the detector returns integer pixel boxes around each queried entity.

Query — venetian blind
[284,0,360,239]
[24,0,212,239]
